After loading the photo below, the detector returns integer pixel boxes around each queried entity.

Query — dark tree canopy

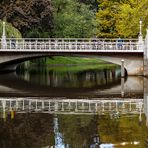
[0,0,53,37]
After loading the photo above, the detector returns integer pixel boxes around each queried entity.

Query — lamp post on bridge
[1,21,7,49]
[138,18,144,50]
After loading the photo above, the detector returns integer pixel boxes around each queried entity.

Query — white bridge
[0,38,143,52]
[0,29,147,76]
[0,21,148,75]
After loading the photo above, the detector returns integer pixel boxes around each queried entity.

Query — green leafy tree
[52,0,97,38]
[79,0,98,11]
[116,0,148,38]
[96,0,120,38]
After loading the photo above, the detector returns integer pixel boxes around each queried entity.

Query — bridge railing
[0,38,142,52]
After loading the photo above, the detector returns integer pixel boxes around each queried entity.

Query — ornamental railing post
[1,22,7,49]
[10,39,12,50]
[102,40,105,50]
[75,39,77,50]
[138,19,144,51]
[130,40,132,50]
[22,39,24,50]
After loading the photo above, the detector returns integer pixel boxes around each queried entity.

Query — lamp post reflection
[144,77,148,126]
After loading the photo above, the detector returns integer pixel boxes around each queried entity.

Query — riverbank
[46,64,119,73]
[46,56,105,65]
[27,56,119,73]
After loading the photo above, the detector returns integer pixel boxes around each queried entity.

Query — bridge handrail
[0,38,143,52]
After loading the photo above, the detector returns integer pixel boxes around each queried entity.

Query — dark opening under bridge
[0,29,148,76]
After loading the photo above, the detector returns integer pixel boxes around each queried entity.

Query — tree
[57,114,99,147]
[96,0,148,38]
[52,0,97,38]
[116,0,148,38]
[0,0,53,37]
[96,0,120,38]
[78,0,98,11]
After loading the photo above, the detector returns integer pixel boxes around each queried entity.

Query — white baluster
[48,101,51,111]
[42,101,44,110]
[102,40,105,50]
[22,100,25,111]
[75,39,77,50]
[10,40,12,50]
[61,102,64,111]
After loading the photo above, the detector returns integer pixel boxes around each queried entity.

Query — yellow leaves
[96,0,148,38]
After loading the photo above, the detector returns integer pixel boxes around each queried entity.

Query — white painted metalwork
[138,19,144,50]
[145,29,148,59]
[0,97,143,115]
[0,38,143,52]
[1,22,7,49]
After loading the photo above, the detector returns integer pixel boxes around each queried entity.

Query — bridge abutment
[96,54,143,76]
[144,77,148,126]
[144,30,148,77]
[0,53,48,72]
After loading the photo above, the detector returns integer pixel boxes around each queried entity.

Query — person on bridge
[117,37,123,49]
[11,35,16,48]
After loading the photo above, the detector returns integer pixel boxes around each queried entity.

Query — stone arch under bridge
[0,51,143,76]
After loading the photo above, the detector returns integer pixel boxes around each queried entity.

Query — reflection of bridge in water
[0,98,143,115]
[0,73,143,97]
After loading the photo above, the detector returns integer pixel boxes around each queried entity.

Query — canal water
[0,64,147,148]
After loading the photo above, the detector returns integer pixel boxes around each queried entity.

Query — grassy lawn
[46,56,106,65]
[44,56,119,73]
[28,56,120,73]
[47,64,119,73]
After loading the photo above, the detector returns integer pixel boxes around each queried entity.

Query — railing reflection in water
[0,97,144,118]
[0,97,147,148]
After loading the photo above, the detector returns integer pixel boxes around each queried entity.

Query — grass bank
[43,56,119,73]
[46,56,106,65]
[47,64,120,73]
[28,56,120,73]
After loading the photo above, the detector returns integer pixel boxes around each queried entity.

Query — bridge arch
[0,53,49,71]
[95,53,143,76]
[0,51,143,76]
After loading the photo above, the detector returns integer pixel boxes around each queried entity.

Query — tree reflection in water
[0,65,146,147]
[18,65,121,88]
[0,108,147,148]
[0,113,54,148]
